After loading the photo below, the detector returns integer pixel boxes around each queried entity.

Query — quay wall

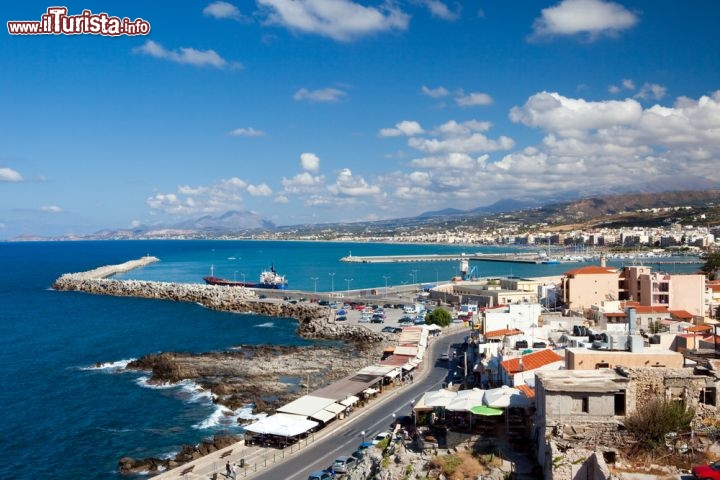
[52,259,384,344]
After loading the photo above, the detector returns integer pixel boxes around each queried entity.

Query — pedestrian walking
[226,460,231,477]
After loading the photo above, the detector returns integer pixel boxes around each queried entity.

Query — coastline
[52,257,395,473]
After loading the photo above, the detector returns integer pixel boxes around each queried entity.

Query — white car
[371,431,392,445]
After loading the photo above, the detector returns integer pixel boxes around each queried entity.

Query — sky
[2,0,720,238]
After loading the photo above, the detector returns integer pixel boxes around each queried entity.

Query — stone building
[534,364,720,479]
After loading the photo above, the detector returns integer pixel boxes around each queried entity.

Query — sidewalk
[153,324,467,479]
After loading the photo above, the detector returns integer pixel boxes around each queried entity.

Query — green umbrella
[470,405,503,416]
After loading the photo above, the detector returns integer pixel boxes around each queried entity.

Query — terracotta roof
[564,265,618,277]
[516,384,535,399]
[630,305,669,314]
[687,324,713,332]
[501,349,563,375]
[485,328,524,339]
[669,310,693,319]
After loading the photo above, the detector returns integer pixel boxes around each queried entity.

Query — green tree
[425,308,452,327]
[701,252,720,281]
[624,397,695,450]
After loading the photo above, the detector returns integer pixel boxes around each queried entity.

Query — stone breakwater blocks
[52,258,386,343]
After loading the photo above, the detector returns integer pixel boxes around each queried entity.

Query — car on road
[692,460,720,479]
[331,455,356,474]
[308,469,335,480]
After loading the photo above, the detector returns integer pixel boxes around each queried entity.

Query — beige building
[565,347,684,370]
[561,264,706,317]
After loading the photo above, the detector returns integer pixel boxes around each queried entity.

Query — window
[700,387,717,406]
[572,396,590,414]
[595,362,610,369]
[614,391,626,415]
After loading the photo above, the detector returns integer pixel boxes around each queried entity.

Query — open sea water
[0,240,701,479]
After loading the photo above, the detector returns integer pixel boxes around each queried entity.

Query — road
[252,328,469,480]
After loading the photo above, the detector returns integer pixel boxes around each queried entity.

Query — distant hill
[172,210,275,232]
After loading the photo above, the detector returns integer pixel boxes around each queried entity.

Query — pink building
[561,265,706,317]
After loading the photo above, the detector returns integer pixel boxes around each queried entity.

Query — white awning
[310,409,336,423]
[324,403,346,415]
[278,395,338,417]
[340,395,359,406]
[384,368,401,379]
[244,414,318,437]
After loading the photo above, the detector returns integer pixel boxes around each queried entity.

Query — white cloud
[147,177,255,215]
[203,1,242,20]
[622,79,636,90]
[40,205,63,213]
[274,195,289,204]
[229,127,266,137]
[408,132,514,154]
[247,183,273,196]
[0,167,23,182]
[300,152,320,172]
[379,120,424,137]
[421,85,450,98]
[419,0,460,21]
[634,82,667,101]
[509,91,643,136]
[455,91,493,107]
[257,0,410,42]
[133,40,240,69]
[293,87,346,102]
[436,119,491,136]
[327,168,381,197]
[281,172,326,194]
[532,0,638,40]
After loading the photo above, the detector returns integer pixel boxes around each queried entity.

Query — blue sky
[2,0,720,238]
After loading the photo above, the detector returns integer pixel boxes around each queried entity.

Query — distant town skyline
[2,0,720,238]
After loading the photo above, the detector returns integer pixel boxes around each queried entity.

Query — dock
[340,252,545,264]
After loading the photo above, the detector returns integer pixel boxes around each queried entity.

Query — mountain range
[12,189,720,241]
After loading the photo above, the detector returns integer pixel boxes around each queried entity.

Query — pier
[340,252,545,264]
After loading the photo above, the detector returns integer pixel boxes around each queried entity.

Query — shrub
[425,308,452,327]
[624,397,695,450]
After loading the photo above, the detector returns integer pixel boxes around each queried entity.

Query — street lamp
[383,275,391,295]
[360,430,366,443]
[344,278,353,295]
[311,277,318,295]
[329,272,335,295]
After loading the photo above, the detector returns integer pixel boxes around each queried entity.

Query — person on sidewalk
[226,461,232,478]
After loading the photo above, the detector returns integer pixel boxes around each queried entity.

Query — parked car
[399,316,414,324]
[308,469,335,480]
[382,326,402,333]
[370,316,384,324]
[692,460,720,479]
[371,431,392,445]
[336,315,347,321]
[351,448,365,460]
[331,455,356,474]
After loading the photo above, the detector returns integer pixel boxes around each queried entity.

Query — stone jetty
[52,257,384,344]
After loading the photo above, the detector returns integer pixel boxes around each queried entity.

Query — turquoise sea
[0,240,702,479]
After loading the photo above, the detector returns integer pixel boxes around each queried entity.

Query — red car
[692,460,720,479]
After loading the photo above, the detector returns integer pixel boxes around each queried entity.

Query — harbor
[340,252,547,264]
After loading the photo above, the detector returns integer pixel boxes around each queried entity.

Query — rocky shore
[53,258,395,475]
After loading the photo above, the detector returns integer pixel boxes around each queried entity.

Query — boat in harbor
[203,264,288,290]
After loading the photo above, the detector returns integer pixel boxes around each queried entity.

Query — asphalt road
[253,328,469,480]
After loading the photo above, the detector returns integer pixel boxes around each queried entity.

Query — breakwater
[52,257,384,344]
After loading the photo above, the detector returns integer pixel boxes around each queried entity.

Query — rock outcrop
[118,435,241,475]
